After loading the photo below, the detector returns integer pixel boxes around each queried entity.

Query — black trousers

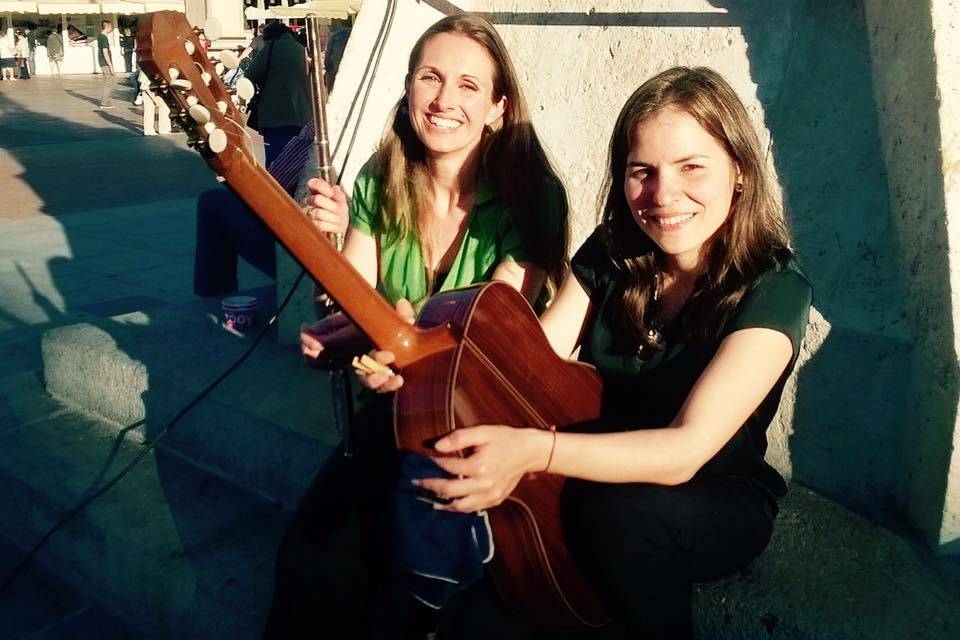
[439,475,776,640]
[192,187,277,298]
[266,398,777,640]
[264,395,437,640]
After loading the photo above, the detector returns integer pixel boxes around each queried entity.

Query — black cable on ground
[0,270,305,597]
[0,0,400,597]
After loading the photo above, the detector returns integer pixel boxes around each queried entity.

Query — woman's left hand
[417,426,554,513]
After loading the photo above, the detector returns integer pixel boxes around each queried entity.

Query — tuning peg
[186,95,199,107]
[204,17,223,42]
[189,104,211,124]
[201,71,212,86]
[216,100,228,114]
[204,122,216,134]
[218,50,239,70]
[168,67,180,80]
[214,63,225,76]
[184,40,196,55]
[171,78,193,90]
[235,77,255,102]
[207,128,227,154]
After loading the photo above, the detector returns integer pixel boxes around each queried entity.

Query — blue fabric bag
[393,453,494,609]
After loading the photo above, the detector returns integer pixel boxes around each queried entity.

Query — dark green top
[97,34,110,67]
[243,33,311,129]
[350,160,563,313]
[571,227,813,496]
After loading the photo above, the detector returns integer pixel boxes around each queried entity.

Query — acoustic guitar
[137,11,610,628]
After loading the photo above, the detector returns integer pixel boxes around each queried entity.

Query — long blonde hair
[371,14,569,290]
[599,67,793,351]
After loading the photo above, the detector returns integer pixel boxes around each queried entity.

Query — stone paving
[0,73,271,345]
[0,74,277,639]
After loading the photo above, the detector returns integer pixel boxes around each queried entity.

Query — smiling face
[407,32,506,163]
[624,107,740,272]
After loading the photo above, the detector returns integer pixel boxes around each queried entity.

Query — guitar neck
[215,151,454,367]
[134,11,452,367]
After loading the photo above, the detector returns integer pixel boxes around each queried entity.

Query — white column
[864,0,960,555]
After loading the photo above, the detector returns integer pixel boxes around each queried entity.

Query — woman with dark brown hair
[265,14,569,639]
[362,67,812,639]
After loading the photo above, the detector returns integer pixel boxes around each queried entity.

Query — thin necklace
[646,272,663,345]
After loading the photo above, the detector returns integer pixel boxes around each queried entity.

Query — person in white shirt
[0,29,17,81]
[137,70,171,136]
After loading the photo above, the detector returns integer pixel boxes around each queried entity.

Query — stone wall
[277,0,960,552]
[863,0,960,551]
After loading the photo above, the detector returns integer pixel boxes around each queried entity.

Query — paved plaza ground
[0,73,271,353]
[0,74,281,638]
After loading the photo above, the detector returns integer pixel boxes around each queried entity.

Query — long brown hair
[371,14,569,291]
[599,67,793,351]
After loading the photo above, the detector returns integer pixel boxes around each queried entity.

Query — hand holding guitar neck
[136,11,451,366]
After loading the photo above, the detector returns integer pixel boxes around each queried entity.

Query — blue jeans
[193,187,277,297]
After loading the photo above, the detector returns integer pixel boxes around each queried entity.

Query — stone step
[0,533,133,640]
[0,371,292,640]
[40,290,343,508]
[17,604,135,640]
[27,297,960,639]
[5,366,960,639]
[694,484,960,639]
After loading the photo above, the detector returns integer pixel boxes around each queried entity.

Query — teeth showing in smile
[428,115,461,130]
[651,213,695,227]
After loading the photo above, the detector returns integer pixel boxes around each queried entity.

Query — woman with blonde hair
[265,13,569,639]
[362,67,812,639]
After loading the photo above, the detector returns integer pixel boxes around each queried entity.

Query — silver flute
[306,16,353,456]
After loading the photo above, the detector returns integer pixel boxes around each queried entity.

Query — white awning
[251,1,361,20]
[101,1,146,13]
[0,1,38,11]
[36,0,102,13]
[143,1,183,12]
[25,0,180,13]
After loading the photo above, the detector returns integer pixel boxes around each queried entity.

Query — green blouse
[349,161,546,312]
[571,227,814,496]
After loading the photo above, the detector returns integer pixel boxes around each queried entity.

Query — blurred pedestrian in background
[1,28,17,81]
[121,27,135,73]
[97,21,116,109]
[244,22,310,169]
[46,26,63,77]
[14,29,30,79]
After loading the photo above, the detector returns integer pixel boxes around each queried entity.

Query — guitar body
[395,281,611,628]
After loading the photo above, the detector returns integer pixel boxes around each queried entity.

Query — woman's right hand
[300,312,354,360]
[354,299,415,394]
[303,177,349,235]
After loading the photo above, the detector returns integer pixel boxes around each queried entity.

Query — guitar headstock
[135,11,253,174]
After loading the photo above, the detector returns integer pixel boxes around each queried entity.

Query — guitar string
[0,0,400,597]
